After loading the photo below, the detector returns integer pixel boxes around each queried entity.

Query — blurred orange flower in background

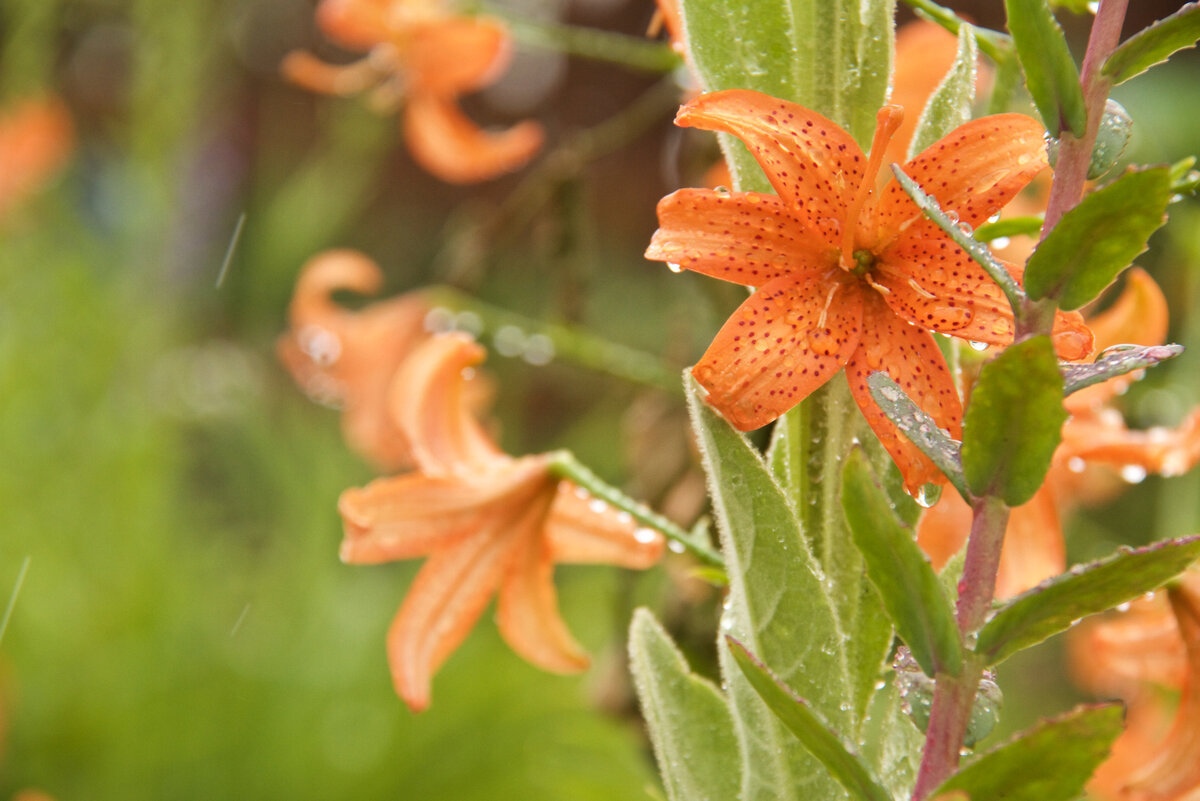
[277,250,434,472]
[646,89,1089,491]
[917,269,1200,598]
[0,95,73,221]
[1071,569,1200,801]
[337,333,664,712]
[283,0,543,183]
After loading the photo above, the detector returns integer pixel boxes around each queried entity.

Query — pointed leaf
[1004,0,1088,136]
[841,449,962,677]
[908,23,978,158]
[976,536,1200,664]
[726,638,892,801]
[629,609,741,801]
[973,215,1043,242]
[1103,2,1200,85]
[961,337,1066,506]
[933,704,1124,801]
[866,372,968,501]
[688,379,858,801]
[1024,167,1172,310]
[1061,343,1185,397]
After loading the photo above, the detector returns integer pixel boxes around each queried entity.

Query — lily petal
[390,333,509,476]
[645,189,832,287]
[338,459,548,563]
[872,113,1048,242]
[544,482,665,568]
[387,521,524,712]
[403,93,543,184]
[496,495,591,674]
[845,292,962,492]
[408,17,511,96]
[693,271,864,430]
[675,90,864,247]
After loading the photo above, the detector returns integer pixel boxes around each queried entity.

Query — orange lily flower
[645,89,1091,491]
[0,95,73,221]
[277,250,433,472]
[648,0,684,55]
[918,269,1200,597]
[338,332,664,711]
[283,0,543,183]
[1071,570,1200,801]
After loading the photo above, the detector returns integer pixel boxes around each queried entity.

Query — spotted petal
[845,292,962,492]
[872,113,1049,243]
[693,271,864,431]
[645,188,832,287]
[675,90,865,247]
[404,93,543,184]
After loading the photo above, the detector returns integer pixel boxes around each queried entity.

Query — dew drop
[493,324,526,357]
[667,262,684,273]
[990,236,1011,250]
[522,334,555,366]
[1115,602,1132,613]
[454,310,483,336]
[634,528,659,544]
[667,540,686,554]
[616,511,633,525]
[1067,456,1086,473]
[1120,464,1148,484]
[588,498,609,514]
[424,306,455,333]
[968,341,989,352]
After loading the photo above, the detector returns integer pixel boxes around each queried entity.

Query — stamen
[907,277,938,300]
[865,274,892,295]
[840,105,905,271]
[816,283,840,329]
[280,51,386,97]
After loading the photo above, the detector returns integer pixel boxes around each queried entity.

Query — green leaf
[1103,2,1200,85]
[628,609,742,801]
[975,536,1200,664]
[933,705,1125,801]
[960,337,1066,506]
[973,215,1043,243]
[680,0,894,190]
[1024,167,1172,309]
[688,379,871,801]
[908,23,978,158]
[866,372,969,501]
[841,449,962,677]
[1004,0,1088,136]
[1061,343,1185,397]
[726,638,893,801]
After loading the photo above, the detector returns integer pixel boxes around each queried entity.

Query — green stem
[547,450,725,569]
[900,0,1014,64]
[423,285,683,394]
[914,5,1131,797]
[475,5,681,73]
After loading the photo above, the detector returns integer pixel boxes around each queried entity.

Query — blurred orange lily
[338,333,664,711]
[0,95,73,221]
[277,250,433,472]
[646,89,1091,491]
[1071,570,1200,801]
[918,269,1200,597]
[283,0,543,183]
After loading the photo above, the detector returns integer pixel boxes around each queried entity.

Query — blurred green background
[1,0,1199,797]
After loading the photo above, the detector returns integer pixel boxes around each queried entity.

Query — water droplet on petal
[1120,464,1148,484]
[1067,456,1086,473]
[667,262,684,273]
[634,528,659,544]
[968,341,989,352]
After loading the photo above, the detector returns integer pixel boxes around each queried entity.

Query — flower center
[839,105,905,273]
[850,249,875,276]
